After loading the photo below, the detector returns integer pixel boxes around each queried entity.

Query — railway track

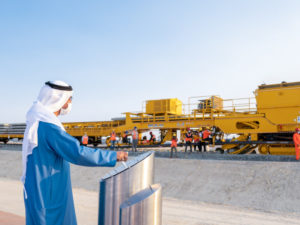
[0,143,296,162]
[0,143,22,150]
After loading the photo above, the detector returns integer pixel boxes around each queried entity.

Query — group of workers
[184,127,211,153]
[81,126,300,160]
[81,127,212,157]
[81,127,140,152]
[169,127,212,158]
[111,127,139,151]
[141,131,156,144]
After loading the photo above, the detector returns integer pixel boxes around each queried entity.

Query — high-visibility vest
[171,138,177,147]
[132,130,138,140]
[193,135,200,142]
[82,136,88,145]
[185,133,193,142]
[203,130,211,139]
[294,132,300,160]
[111,132,116,141]
[293,133,300,146]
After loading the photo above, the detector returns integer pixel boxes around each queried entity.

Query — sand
[1,149,300,224]
[1,178,300,225]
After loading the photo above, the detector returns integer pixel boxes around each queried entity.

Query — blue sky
[1,0,300,123]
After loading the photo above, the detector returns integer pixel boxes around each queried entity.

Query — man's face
[58,97,73,116]
[62,97,72,109]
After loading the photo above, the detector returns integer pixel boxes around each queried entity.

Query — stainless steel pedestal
[98,151,155,225]
[119,183,162,225]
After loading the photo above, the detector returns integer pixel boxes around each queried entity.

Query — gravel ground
[1,149,300,215]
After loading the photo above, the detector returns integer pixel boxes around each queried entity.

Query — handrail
[64,96,258,127]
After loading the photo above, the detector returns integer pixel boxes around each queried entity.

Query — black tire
[216,147,224,154]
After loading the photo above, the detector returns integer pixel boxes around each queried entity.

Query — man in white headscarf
[22,81,128,225]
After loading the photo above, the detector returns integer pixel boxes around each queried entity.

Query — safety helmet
[296,128,300,132]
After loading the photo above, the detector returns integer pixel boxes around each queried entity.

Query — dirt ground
[1,149,300,224]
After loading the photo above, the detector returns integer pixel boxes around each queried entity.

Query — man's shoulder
[38,121,64,132]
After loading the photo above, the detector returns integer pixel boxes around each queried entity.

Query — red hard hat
[296,128,300,132]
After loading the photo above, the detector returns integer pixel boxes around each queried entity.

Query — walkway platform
[0,211,24,225]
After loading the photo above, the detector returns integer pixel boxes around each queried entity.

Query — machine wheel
[258,144,270,154]
[216,147,224,154]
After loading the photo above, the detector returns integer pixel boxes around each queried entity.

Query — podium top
[101,151,154,180]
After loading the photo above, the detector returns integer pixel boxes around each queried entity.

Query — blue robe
[24,121,117,225]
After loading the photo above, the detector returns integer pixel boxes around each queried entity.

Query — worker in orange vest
[149,131,156,144]
[142,136,148,144]
[185,128,193,153]
[122,131,128,144]
[293,128,300,160]
[198,128,204,152]
[131,127,138,152]
[81,133,88,146]
[202,128,211,152]
[193,131,200,152]
[110,130,117,150]
[170,133,178,158]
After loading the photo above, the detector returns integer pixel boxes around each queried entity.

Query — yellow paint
[146,98,182,115]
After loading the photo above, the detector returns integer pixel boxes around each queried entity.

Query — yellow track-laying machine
[1,81,300,155]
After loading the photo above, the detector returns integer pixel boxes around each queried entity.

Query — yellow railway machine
[1,81,299,155]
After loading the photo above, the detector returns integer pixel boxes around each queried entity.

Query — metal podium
[119,183,162,225]
[98,151,162,225]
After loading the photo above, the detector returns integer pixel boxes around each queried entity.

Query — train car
[0,123,25,143]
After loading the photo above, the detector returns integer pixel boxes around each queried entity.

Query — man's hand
[117,151,128,162]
